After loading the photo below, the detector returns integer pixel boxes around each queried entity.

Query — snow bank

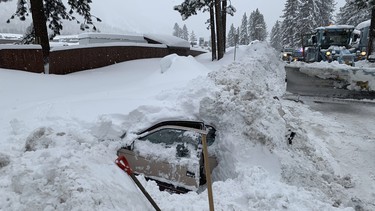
[1,41,373,210]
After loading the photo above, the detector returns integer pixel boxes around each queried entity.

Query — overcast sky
[0,0,346,39]
[92,0,346,39]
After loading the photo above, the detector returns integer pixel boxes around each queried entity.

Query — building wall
[0,44,206,75]
[0,48,44,73]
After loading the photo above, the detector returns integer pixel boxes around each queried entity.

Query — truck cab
[302,25,356,66]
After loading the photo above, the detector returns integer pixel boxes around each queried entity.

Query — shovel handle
[115,155,161,211]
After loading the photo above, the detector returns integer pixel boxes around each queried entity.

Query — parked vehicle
[292,49,304,62]
[302,25,357,66]
[281,48,294,62]
[117,120,218,193]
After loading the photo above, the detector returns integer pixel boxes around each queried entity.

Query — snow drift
[0,42,373,210]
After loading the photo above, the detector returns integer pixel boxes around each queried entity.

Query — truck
[355,19,370,60]
[302,25,358,66]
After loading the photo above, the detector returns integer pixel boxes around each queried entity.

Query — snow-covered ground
[0,42,374,211]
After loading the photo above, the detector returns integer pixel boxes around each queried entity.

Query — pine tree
[227,23,236,47]
[315,0,334,26]
[336,1,371,26]
[270,20,283,51]
[292,0,334,47]
[174,0,236,60]
[182,24,189,41]
[1,0,99,65]
[173,23,181,37]
[190,30,197,47]
[248,8,267,41]
[280,0,300,48]
[239,13,249,45]
[295,0,318,47]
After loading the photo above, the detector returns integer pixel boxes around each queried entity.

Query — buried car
[117,120,218,193]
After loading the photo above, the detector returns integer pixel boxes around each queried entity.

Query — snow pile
[0,41,373,210]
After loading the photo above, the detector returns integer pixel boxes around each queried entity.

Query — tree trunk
[209,3,217,61]
[367,6,375,60]
[30,0,50,65]
[215,0,224,60]
[221,0,227,52]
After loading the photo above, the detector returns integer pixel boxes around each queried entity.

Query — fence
[0,43,206,75]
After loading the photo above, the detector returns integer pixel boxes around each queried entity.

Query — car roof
[137,120,206,135]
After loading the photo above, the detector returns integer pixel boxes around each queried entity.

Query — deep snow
[0,42,374,211]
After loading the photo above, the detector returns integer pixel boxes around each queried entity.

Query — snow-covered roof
[50,42,166,52]
[0,44,41,50]
[356,20,371,30]
[316,25,354,30]
[144,33,190,48]
[78,33,147,43]
[0,33,23,40]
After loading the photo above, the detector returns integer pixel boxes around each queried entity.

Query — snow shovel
[115,155,161,211]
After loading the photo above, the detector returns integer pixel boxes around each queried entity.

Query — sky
[91,0,347,39]
[0,0,347,39]
[1,41,374,210]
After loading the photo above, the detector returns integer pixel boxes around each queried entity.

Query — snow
[1,42,375,210]
[356,20,371,29]
[0,44,41,50]
[289,61,375,91]
[144,33,190,48]
[78,33,147,43]
[50,42,166,52]
[316,25,355,30]
[0,33,22,39]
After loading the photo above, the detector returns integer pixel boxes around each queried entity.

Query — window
[139,128,201,148]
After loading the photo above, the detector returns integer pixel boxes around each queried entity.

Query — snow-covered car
[117,120,218,193]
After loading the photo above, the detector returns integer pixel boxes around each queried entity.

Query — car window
[139,128,201,148]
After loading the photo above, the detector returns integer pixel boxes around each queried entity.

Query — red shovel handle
[115,155,133,175]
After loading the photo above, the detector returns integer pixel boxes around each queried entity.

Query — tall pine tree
[281,0,300,48]
[190,30,197,47]
[239,13,249,45]
[182,24,189,41]
[227,23,236,47]
[248,8,267,41]
[174,0,235,60]
[2,0,99,65]
[270,20,283,51]
[173,23,181,37]
[336,0,371,26]
[295,0,319,47]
